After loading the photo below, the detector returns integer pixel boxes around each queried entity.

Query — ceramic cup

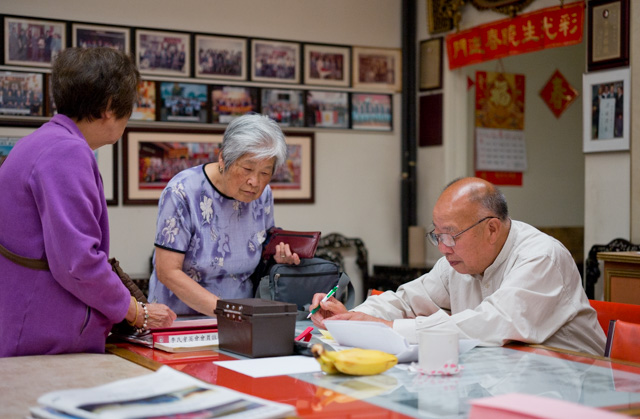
[418,330,460,375]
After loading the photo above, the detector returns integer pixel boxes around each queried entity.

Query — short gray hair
[445,177,509,221]
[219,114,287,173]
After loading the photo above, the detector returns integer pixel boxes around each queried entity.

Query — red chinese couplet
[446,1,584,70]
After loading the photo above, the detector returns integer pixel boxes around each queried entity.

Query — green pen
[307,285,339,318]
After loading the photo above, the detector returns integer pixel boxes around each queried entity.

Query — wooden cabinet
[597,251,640,304]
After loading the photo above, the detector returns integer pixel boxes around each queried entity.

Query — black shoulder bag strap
[0,241,50,271]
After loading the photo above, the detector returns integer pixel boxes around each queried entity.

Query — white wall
[0,0,403,279]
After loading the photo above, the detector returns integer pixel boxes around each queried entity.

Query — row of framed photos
[1,14,402,91]
[0,70,394,131]
[0,125,316,205]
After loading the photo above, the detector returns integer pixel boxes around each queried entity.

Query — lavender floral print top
[148,163,275,314]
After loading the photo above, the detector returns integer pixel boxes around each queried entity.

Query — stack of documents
[29,366,295,419]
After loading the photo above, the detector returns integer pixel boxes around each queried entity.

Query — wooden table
[0,353,151,419]
[598,251,640,304]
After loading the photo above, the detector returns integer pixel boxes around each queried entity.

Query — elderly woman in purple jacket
[0,47,175,357]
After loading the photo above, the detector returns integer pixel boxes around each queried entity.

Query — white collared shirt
[355,220,606,356]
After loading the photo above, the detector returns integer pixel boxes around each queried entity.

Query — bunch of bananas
[311,343,398,376]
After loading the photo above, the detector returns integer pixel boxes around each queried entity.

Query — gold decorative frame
[426,0,537,34]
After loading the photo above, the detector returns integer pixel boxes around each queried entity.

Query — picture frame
[351,93,393,131]
[251,39,300,84]
[72,23,130,53]
[303,43,350,87]
[0,71,45,117]
[98,141,119,206]
[582,68,629,153]
[352,47,402,92]
[130,80,157,121]
[135,29,191,77]
[158,81,208,123]
[195,34,247,80]
[122,128,223,205]
[587,0,630,72]
[419,38,442,91]
[305,90,349,129]
[3,16,66,68]
[0,127,34,168]
[419,93,443,147]
[210,85,259,124]
[44,73,56,117]
[0,126,118,205]
[271,132,314,204]
[261,88,305,127]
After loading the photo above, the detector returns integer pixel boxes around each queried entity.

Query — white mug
[418,329,459,375]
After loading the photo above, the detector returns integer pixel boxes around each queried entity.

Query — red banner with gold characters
[446,1,584,70]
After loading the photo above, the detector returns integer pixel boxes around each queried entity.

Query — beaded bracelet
[137,302,149,333]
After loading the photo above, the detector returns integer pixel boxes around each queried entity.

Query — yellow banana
[311,344,398,376]
[311,344,340,374]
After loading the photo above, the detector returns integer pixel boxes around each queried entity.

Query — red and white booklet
[150,316,218,333]
[113,316,218,350]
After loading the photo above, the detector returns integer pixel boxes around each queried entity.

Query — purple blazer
[0,114,130,357]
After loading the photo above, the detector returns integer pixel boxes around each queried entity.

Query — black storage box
[214,298,297,358]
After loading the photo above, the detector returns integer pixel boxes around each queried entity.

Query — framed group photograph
[270,133,314,204]
[97,142,119,206]
[305,90,349,129]
[261,88,305,127]
[123,128,223,205]
[0,127,34,168]
[158,81,208,123]
[251,39,300,84]
[303,44,350,87]
[195,34,247,80]
[582,68,629,153]
[4,16,66,67]
[44,73,56,117]
[352,47,402,92]
[0,71,45,117]
[130,80,157,121]
[72,23,130,52]
[136,29,191,77]
[210,85,258,124]
[420,37,443,91]
[351,93,393,131]
[587,0,630,72]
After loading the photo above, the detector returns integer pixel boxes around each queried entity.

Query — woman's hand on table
[145,303,177,328]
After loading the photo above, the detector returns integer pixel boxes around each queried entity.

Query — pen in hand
[307,285,339,319]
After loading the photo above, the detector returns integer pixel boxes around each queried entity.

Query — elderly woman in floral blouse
[148,114,299,315]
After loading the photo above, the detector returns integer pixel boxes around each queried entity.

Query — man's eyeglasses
[427,216,497,247]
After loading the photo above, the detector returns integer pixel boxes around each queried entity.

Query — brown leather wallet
[262,228,321,259]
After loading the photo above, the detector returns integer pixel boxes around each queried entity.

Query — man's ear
[486,218,501,244]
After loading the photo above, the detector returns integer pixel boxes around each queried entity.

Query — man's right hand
[309,292,348,329]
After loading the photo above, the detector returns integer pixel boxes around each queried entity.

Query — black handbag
[255,257,354,320]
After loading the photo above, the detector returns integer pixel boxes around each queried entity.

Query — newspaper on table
[29,366,295,419]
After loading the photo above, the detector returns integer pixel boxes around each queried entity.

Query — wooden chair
[585,238,640,299]
[589,299,640,336]
[605,320,640,363]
